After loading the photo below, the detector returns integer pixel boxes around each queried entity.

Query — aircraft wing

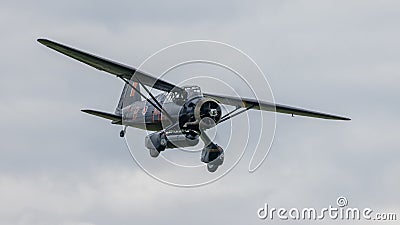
[37,39,181,92]
[203,93,350,120]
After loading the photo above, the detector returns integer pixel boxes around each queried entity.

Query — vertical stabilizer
[115,81,141,115]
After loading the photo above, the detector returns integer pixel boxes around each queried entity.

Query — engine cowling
[179,97,222,131]
[194,98,222,129]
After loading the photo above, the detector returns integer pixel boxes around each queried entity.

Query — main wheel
[207,163,219,173]
[149,148,160,158]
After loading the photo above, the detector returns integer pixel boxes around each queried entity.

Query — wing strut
[118,76,174,122]
[134,76,164,111]
[218,105,255,124]
[219,106,241,121]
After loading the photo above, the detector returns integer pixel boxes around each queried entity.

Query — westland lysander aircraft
[38,39,350,172]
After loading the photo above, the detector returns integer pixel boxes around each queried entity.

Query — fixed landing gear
[149,148,160,158]
[201,142,224,173]
[207,154,224,173]
[120,126,127,138]
[207,161,219,173]
[145,131,167,158]
[200,128,224,172]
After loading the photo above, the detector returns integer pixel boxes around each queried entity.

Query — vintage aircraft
[38,39,350,172]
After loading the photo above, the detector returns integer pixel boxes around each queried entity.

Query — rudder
[115,81,141,115]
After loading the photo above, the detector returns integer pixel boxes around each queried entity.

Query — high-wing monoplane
[38,39,350,172]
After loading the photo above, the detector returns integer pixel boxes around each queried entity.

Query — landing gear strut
[199,128,224,173]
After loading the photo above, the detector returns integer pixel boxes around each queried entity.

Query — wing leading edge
[203,93,350,121]
[38,38,350,121]
[37,38,180,92]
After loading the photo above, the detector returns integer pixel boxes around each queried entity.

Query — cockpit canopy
[164,86,203,104]
[164,85,202,104]
[183,85,202,99]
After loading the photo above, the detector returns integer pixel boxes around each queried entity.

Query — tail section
[115,81,141,115]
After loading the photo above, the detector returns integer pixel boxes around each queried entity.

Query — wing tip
[37,38,57,49]
[37,38,50,45]
[328,115,351,121]
[37,38,60,48]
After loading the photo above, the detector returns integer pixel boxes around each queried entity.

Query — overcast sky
[1,0,399,225]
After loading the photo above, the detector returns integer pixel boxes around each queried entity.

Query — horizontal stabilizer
[81,109,122,124]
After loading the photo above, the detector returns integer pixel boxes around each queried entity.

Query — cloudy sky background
[1,0,399,224]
